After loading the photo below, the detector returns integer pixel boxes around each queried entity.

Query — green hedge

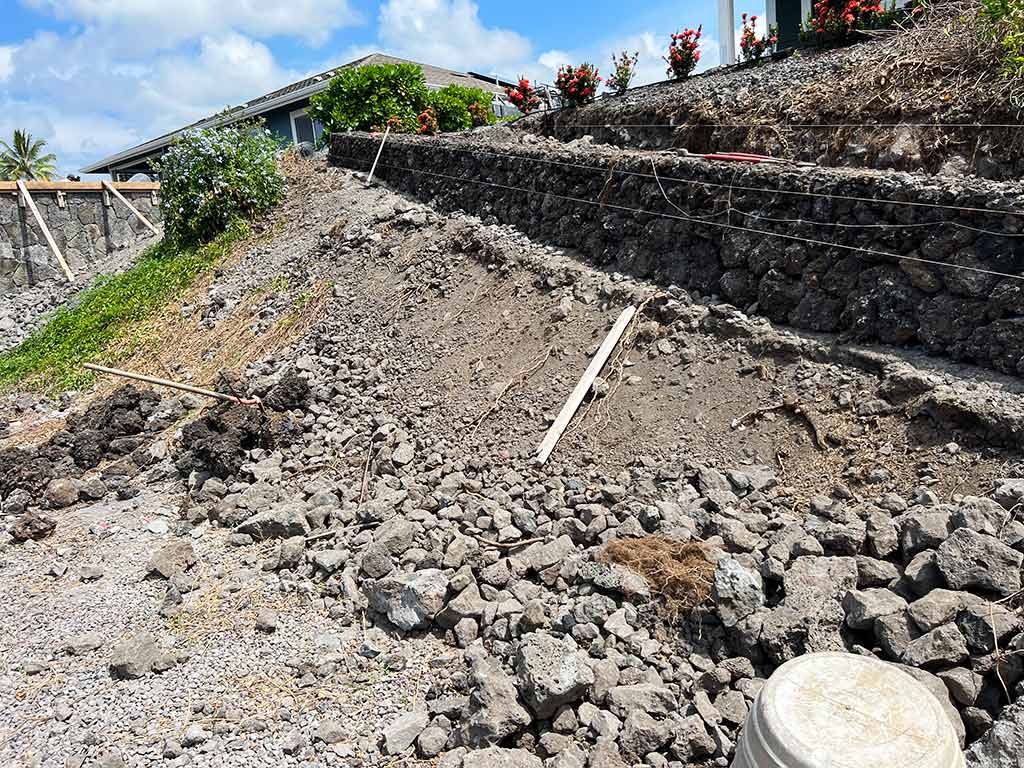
[981,0,1024,78]
[309,63,430,134]
[309,64,495,137]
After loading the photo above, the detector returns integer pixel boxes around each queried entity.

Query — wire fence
[365,140,1024,226]
[333,146,1024,284]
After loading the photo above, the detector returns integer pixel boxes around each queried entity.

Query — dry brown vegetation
[600,537,715,613]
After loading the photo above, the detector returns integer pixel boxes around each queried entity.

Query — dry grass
[165,550,294,650]
[0,415,66,451]
[599,536,715,613]
[775,0,1018,119]
[99,279,332,398]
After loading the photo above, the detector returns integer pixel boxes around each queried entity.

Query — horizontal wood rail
[0,181,159,193]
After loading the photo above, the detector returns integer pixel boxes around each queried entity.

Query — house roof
[80,53,509,175]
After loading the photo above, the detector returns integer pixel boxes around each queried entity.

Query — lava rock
[842,588,907,630]
[462,747,543,768]
[365,569,449,631]
[902,623,969,668]
[712,557,765,627]
[936,529,1023,596]
[965,699,1024,767]
[515,633,594,718]
[383,710,429,755]
[10,510,57,542]
[44,477,80,508]
[109,632,161,679]
[459,652,533,748]
[234,501,310,541]
[146,540,197,579]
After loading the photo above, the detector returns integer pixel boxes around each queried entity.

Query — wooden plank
[102,180,160,236]
[366,124,391,186]
[84,363,262,406]
[16,180,75,282]
[536,305,637,465]
[0,181,160,192]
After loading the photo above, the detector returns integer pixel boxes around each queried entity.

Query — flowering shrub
[156,120,283,247]
[504,77,541,115]
[468,101,491,126]
[981,0,1024,78]
[308,63,430,135]
[739,14,779,62]
[606,51,640,95]
[417,108,439,135]
[799,0,887,46]
[665,27,702,80]
[555,63,601,108]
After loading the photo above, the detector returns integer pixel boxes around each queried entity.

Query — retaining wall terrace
[0,181,162,292]
[330,132,1024,376]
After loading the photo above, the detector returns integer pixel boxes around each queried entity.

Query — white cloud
[2,27,300,174]
[0,46,15,81]
[22,0,361,48]
[149,33,298,124]
[378,0,532,73]
[0,98,141,177]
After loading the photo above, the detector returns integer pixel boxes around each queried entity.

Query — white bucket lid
[734,653,964,768]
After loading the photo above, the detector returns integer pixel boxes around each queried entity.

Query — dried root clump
[600,536,715,612]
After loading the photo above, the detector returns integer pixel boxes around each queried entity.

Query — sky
[0,0,767,176]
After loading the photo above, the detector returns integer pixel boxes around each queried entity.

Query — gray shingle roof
[81,53,508,174]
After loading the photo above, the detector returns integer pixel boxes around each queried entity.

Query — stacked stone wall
[330,133,1024,376]
[0,184,162,292]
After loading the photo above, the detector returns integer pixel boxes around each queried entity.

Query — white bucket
[732,653,964,768]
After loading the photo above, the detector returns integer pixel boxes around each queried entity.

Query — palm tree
[0,130,58,181]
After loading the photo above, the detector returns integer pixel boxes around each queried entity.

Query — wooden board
[16,180,75,282]
[536,305,637,464]
[0,181,159,192]
[102,180,160,235]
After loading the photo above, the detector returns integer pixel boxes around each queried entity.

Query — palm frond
[0,129,59,180]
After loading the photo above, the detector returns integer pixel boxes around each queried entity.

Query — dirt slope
[1,160,1023,767]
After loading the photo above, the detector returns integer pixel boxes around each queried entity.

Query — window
[290,107,325,145]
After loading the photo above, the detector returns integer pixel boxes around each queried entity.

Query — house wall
[264,98,314,145]
[0,182,162,292]
[775,0,805,48]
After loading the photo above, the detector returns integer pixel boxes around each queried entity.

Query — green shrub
[428,87,474,132]
[434,84,496,127]
[0,226,245,393]
[157,121,283,248]
[308,63,430,135]
[980,0,1024,78]
[308,66,495,137]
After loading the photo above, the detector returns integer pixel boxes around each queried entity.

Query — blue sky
[0,1,766,176]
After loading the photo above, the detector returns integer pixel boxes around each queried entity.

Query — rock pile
[164,332,1024,766]
[5,164,1024,767]
[0,386,182,534]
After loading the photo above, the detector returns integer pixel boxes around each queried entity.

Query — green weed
[0,224,247,394]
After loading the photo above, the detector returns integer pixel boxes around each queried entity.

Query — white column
[801,0,812,22]
[766,0,778,30]
[719,0,736,67]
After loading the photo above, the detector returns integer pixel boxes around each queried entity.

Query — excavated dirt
[0,385,164,499]
[1,158,1023,767]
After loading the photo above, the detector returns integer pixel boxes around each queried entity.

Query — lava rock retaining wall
[0,182,162,292]
[330,133,1024,377]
